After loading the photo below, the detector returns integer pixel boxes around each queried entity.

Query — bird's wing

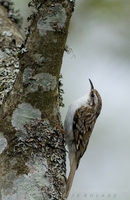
[73,105,96,167]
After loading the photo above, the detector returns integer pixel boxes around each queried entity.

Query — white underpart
[64,93,91,166]
[64,93,90,142]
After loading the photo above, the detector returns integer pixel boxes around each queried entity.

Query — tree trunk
[0,1,74,199]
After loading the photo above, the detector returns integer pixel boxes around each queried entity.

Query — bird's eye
[91,93,94,98]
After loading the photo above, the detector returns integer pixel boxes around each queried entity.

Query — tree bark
[0,1,74,199]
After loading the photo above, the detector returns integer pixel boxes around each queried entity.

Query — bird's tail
[66,156,77,198]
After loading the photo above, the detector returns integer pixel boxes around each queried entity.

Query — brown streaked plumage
[64,79,102,198]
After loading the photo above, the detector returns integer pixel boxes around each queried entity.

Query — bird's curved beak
[89,79,94,90]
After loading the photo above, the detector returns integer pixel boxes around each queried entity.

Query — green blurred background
[14,0,130,199]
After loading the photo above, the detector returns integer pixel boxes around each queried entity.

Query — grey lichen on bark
[0,0,74,199]
[0,4,23,105]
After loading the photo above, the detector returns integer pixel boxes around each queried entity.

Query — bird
[64,79,102,198]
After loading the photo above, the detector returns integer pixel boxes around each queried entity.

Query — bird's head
[88,79,102,116]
